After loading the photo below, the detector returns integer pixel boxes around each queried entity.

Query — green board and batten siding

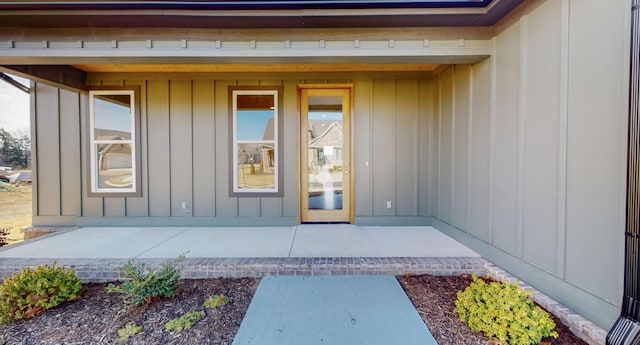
[32,76,435,227]
[429,0,626,330]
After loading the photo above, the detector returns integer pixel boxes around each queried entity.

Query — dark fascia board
[0,1,492,11]
[0,65,86,92]
[0,0,525,28]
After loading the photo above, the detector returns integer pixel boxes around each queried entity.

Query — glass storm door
[300,86,352,223]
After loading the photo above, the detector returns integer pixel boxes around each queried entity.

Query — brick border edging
[0,256,487,282]
[484,263,607,345]
[0,256,607,345]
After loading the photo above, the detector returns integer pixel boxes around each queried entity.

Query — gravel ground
[0,275,588,345]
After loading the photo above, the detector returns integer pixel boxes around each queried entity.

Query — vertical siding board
[79,90,104,217]
[418,79,432,217]
[281,80,300,218]
[124,80,149,217]
[492,23,520,255]
[372,79,395,216]
[469,59,492,241]
[354,79,373,217]
[430,77,440,217]
[169,80,194,217]
[521,0,562,274]
[395,79,418,216]
[556,0,570,278]
[30,81,37,217]
[565,0,626,304]
[59,89,82,216]
[192,80,215,217]
[438,68,454,223]
[103,198,126,217]
[147,80,171,217]
[35,83,61,216]
[257,80,284,217]
[237,80,260,217]
[214,80,238,217]
[453,65,470,229]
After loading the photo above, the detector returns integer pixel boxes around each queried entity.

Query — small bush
[204,294,229,309]
[165,311,204,333]
[107,256,183,307]
[118,323,143,341]
[0,263,82,324]
[455,275,558,345]
[0,182,15,192]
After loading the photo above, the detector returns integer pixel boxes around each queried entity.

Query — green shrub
[0,263,82,324]
[204,294,229,309]
[0,182,16,192]
[455,275,558,345]
[107,256,183,306]
[118,323,143,341]
[165,311,204,333]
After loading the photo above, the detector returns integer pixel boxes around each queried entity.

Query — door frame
[297,84,355,224]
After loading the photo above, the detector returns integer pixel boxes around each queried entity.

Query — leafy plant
[107,256,184,306]
[118,323,143,341]
[455,275,558,345]
[204,294,229,309]
[165,311,204,333]
[0,182,16,192]
[0,263,82,324]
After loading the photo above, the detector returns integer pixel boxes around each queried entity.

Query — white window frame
[88,89,139,196]
[231,89,280,195]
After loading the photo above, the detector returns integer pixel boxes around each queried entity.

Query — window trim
[229,86,284,197]
[87,86,142,197]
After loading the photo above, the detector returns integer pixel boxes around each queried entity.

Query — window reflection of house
[94,131,133,189]
[308,121,342,171]
[260,118,277,173]
[98,140,132,171]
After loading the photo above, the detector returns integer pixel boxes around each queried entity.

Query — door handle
[345,170,350,174]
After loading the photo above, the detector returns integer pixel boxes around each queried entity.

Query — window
[230,86,283,196]
[88,87,141,197]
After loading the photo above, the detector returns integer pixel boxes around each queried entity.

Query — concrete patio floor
[0,224,487,283]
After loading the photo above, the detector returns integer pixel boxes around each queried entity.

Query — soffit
[73,63,442,73]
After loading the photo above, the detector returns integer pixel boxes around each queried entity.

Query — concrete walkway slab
[232,275,438,345]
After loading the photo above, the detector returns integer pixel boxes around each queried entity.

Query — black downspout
[607,0,640,344]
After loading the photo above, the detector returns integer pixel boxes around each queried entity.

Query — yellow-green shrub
[454,275,558,345]
[0,263,82,324]
[165,311,203,333]
[118,323,143,341]
[204,294,229,309]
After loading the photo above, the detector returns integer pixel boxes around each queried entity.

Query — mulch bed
[398,274,589,345]
[0,278,260,345]
[0,275,589,345]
